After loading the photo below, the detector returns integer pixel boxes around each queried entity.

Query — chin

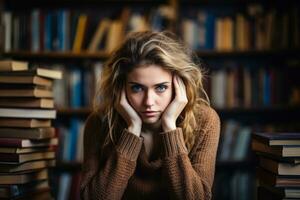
[142,118,159,124]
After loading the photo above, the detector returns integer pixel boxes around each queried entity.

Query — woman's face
[126,64,173,124]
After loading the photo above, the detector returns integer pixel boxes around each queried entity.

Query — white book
[0,108,56,119]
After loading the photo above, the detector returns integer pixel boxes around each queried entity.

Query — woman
[80,31,220,200]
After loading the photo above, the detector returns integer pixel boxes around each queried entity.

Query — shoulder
[84,111,103,129]
[195,103,221,131]
[83,111,108,145]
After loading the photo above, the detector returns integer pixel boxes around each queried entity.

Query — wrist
[128,125,141,136]
[163,123,176,132]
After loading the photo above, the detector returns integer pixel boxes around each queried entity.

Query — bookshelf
[0,0,299,199]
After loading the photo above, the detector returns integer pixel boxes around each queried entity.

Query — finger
[173,75,181,98]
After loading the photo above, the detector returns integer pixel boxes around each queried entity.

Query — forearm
[80,130,143,200]
[160,128,217,200]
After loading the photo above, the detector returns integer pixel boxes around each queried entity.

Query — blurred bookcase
[0,0,299,199]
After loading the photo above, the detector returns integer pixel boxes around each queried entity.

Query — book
[0,127,55,139]
[253,132,300,146]
[0,98,54,108]
[72,14,88,53]
[0,88,53,98]
[257,186,299,200]
[256,152,300,164]
[257,167,300,187]
[0,75,53,87]
[258,184,300,199]
[259,156,300,175]
[0,137,58,148]
[0,159,56,173]
[0,67,62,79]
[0,146,56,154]
[252,139,300,157]
[0,180,49,198]
[0,60,28,71]
[0,159,55,173]
[0,169,48,184]
[0,118,51,128]
[0,108,56,119]
[0,151,55,164]
[87,18,110,52]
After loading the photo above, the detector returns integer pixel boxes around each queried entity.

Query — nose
[143,90,155,108]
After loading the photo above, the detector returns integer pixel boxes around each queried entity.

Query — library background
[0,0,299,199]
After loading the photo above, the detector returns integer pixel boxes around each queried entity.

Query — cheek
[127,93,142,110]
[160,90,173,109]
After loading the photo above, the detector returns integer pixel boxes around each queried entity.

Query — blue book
[44,12,52,51]
[70,68,82,108]
[31,9,40,52]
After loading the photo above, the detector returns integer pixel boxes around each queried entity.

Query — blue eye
[131,85,143,93]
[156,85,168,92]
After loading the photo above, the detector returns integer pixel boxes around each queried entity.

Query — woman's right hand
[115,88,142,136]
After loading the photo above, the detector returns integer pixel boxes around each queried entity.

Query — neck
[142,120,162,134]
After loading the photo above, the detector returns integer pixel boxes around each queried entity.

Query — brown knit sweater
[80,105,220,200]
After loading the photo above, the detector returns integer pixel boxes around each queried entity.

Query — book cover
[0,151,55,164]
[0,127,55,139]
[0,137,58,148]
[0,168,48,184]
[0,108,56,119]
[253,132,300,146]
[0,67,63,79]
[0,98,54,108]
[0,118,51,128]
[0,60,28,71]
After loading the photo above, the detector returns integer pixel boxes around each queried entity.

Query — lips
[141,111,158,117]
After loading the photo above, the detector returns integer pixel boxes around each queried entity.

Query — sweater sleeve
[80,113,143,200]
[160,106,221,200]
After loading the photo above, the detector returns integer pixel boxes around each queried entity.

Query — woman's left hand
[161,75,188,132]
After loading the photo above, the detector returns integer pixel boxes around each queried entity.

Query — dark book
[257,167,300,187]
[0,180,49,198]
[0,169,48,184]
[0,127,55,139]
[252,139,300,157]
[0,108,56,119]
[256,152,300,164]
[0,151,55,164]
[253,132,300,146]
[0,137,58,148]
[0,60,28,71]
[0,75,53,87]
[0,98,54,108]
[0,159,56,173]
[259,156,300,175]
[0,118,51,128]
[258,185,298,200]
[0,88,53,98]
[0,67,62,79]
[259,184,300,199]
[0,146,56,154]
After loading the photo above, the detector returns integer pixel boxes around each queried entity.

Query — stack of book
[0,60,62,199]
[252,132,300,200]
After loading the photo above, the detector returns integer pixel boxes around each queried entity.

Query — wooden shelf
[216,160,256,171]
[4,0,166,8]
[2,49,300,61]
[57,108,92,117]
[216,106,300,122]
[196,49,300,59]
[52,161,82,173]
[2,51,109,61]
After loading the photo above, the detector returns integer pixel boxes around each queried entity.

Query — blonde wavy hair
[94,31,210,151]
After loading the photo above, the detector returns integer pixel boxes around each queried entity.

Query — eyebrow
[128,82,171,87]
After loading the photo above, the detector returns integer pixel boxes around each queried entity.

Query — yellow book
[87,18,110,52]
[72,14,88,53]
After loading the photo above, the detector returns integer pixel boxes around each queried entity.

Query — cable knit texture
[80,104,220,200]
